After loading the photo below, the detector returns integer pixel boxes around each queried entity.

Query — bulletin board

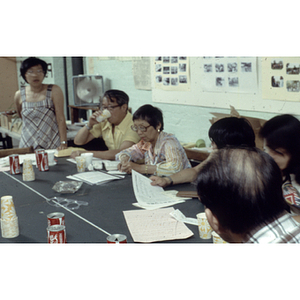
[151,56,300,114]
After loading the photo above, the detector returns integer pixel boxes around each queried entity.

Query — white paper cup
[96,109,111,122]
[212,231,228,244]
[22,159,35,181]
[46,150,56,166]
[1,195,17,220]
[196,212,213,239]
[1,217,19,238]
[81,153,93,168]
[76,156,86,172]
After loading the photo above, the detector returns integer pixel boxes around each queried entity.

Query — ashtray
[52,181,83,194]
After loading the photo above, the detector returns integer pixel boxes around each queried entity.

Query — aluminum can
[47,225,66,243]
[38,151,49,171]
[9,154,21,174]
[47,212,65,227]
[35,149,44,170]
[107,234,127,244]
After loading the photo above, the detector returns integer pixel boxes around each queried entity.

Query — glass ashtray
[52,181,83,194]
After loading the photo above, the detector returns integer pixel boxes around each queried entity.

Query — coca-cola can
[107,234,127,244]
[9,154,21,174]
[35,149,44,169]
[38,152,49,171]
[47,212,65,227]
[47,225,66,243]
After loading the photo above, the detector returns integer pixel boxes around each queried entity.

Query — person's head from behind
[196,147,288,242]
[101,89,129,125]
[208,117,255,150]
[20,57,48,83]
[260,114,300,179]
[131,104,164,144]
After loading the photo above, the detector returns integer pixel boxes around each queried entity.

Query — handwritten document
[131,170,190,209]
[123,207,194,243]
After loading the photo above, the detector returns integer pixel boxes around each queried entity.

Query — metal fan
[72,75,104,107]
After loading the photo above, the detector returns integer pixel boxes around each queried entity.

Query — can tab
[47,197,88,210]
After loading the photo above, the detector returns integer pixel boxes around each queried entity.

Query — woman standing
[14,57,67,150]
[116,104,191,176]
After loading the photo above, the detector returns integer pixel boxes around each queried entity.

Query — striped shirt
[244,212,300,243]
[116,131,191,176]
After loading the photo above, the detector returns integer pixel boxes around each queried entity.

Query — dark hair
[103,89,129,107]
[209,117,255,149]
[260,114,300,183]
[20,57,48,83]
[196,147,288,234]
[133,104,164,131]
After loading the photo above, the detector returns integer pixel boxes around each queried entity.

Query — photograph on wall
[153,57,190,91]
[262,57,300,101]
[199,57,258,94]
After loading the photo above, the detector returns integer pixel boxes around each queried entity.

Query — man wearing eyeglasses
[71,90,140,160]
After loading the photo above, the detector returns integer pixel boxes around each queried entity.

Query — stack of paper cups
[22,158,35,181]
[196,212,213,239]
[81,153,93,170]
[1,195,19,238]
[75,156,86,172]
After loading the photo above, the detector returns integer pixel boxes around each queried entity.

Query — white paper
[67,171,124,185]
[131,170,190,209]
[169,209,198,226]
[123,207,194,243]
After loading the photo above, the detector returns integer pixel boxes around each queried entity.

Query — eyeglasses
[26,69,44,76]
[131,125,152,132]
[101,104,120,111]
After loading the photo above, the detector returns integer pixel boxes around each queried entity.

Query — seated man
[71,90,140,160]
[196,147,300,243]
[150,117,255,187]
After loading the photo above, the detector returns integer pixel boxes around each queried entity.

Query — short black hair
[103,89,129,107]
[260,114,300,183]
[209,117,255,148]
[133,104,164,131]
[196,147,288,234]
[20,57,48,83]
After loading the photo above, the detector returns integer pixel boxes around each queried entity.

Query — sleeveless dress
[19,85,60,150]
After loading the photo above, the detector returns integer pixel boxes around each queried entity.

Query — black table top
[0,158,211,243]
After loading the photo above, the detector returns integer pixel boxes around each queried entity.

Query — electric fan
[72,75,104,107]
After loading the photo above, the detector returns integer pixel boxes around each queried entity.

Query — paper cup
[1,217,19,238]
[22,158,35,181]
[76,156,86,172]
[81,153,93,168]
[96,109,111,122]
[1,196,17,220]
[212,231,228,244]
[46,150,56,166]
[196,212,213,239]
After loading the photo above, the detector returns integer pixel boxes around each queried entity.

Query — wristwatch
[61,141,67,145]
[85,123,92,130]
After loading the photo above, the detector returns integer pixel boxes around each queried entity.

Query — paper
[131,170,191,209]
[67,171,124,185]
[169,209,198,226]
[123,207,194,243]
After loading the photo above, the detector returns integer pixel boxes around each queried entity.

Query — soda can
[9,154,21,174]
[47,212,65,227]
[107,234,127,244]
[35,149,44,169]
[47,225,66,243]
[38,151,49,171]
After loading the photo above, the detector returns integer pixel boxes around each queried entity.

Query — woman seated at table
[260,114,300,214]
[116,104,191,176]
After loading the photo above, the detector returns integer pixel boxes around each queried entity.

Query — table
[0,158,210,243]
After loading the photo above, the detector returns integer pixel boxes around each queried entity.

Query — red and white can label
[9,154,21,174]
[47,212,65,227]
[107,234,127,244]
[38,152,49,171]
[35,149,44,170]
[47,225,66,243]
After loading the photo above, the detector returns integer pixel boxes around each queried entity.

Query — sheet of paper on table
[131,170,192,210]
[123,207,194,243]
[67,171,124,185]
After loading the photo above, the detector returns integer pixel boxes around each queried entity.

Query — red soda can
[38,152,49,171]
[35,149,44,169]
[107,234,127,244]
[47,212,65,227]
[47,225,66,243]
[9,154,21,174]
